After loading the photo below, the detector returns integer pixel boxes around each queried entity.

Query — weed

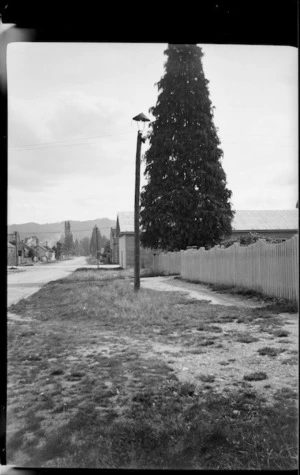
[26,355,42,361]
[190,348,205,354]
[200,340,215,346]
[141,269,165,277]
[50,369,64,376]
[243,372,268,381]
[197,324,222,333]
[273,329,290,338]
[281,357,298,365]
[257,347,280,357]
[236,335,259,344]
[20,330,36,337]
[273,387,297,401]
[198,374,215,383]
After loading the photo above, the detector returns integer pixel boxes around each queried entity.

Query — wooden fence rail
[153,235,299,302]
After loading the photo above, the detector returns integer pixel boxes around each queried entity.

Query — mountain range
[7,218,116,247]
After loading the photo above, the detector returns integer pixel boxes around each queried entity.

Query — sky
[6,40,298,225]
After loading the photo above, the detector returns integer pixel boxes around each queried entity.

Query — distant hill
[7,218,116,247]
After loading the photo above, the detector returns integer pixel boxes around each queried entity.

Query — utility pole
[134,130,143,291]
[15,231,18,266]
[132,112,150,292]
[96,225,99,269]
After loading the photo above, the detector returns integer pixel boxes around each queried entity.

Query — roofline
[232,229,298,233]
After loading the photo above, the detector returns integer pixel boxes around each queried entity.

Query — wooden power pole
[134,130,143,291]
[15,231,18,266]
[96,226,99,268]
[132,112,150,292]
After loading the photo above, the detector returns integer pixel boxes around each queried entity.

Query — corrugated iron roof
[116,210,298,234]
[232,210,298,231]
[117,212,134,233]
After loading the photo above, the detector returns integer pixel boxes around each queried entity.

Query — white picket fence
[153,235,299,302]
[153,251,181,275]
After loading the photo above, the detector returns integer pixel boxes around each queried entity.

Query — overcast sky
[7,42,298,225]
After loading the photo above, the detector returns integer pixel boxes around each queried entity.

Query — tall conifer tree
[140,44,234,251]
[90,226,101,257]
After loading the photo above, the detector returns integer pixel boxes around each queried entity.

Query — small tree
[27,247,36,260]
[74,238,80,256]
[64,233,74,255]
[140,44,234,251]
[80,237,90,256]
[90,226,101,257]
[54,241,63,259]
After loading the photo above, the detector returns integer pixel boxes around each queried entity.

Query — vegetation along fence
[153,235,299,302]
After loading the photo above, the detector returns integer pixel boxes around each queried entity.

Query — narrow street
[7,257,87,306]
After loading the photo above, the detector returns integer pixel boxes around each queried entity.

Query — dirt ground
[140,275,268,307]
[6,273,298,467]
[139,276,298,400]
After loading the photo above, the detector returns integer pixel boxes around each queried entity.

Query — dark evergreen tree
[54,241,63,259]
[80,237,90,256]
[64,232,74,255]
[89,226,101,257]
[74,238,80,256]
[63,220,74,254]
[140,44,234,251]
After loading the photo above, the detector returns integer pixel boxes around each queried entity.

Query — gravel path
[141,276,266,307]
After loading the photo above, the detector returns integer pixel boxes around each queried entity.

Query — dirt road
[7,257,87,306]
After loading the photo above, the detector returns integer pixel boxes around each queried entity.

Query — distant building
[114,211,159,269]
[110,228,119,264]
[225,210,298,241]
[35,244,47,261]
[44,243,56,261]
[7,242,17,266]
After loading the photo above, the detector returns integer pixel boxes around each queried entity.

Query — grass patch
[236,334,259,344]
[273,329,290,338]
[140,269,165,277]
[175,278,298,312]
[257,347,281,357]
[281,357,298,365]
[243,372,268,381]
[36,382,297,470]
[198,374,215,383]
[196,323,222,333]
[50,369,64,376]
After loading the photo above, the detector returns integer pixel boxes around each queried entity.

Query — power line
[9,131,136,151]
[8,226,113,235]
[10,130,295,152]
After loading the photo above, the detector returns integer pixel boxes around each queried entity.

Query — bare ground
[6,272,298,468]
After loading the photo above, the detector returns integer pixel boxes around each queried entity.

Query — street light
[132,112,150,292]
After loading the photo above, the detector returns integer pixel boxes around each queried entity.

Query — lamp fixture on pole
[132,112,150,292]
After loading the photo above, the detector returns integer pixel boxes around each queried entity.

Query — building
[44,244,56,261]
[110,228,119,264]
[226,210,298,241]
[115,211,158,269]
[7,242,17,266]
[7,232,24,265]
[35,244,50,261]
